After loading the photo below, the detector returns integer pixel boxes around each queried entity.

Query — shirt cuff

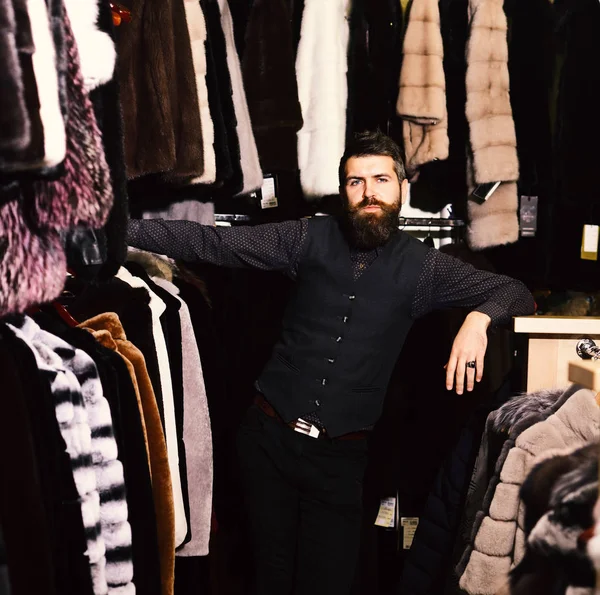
[474,301,510,328]
[126,219,142,246]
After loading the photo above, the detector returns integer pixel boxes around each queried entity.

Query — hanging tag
[401,517,419,549]
[260,175,278,209]
[581,225,599,261]
[374,497,396,528]
[519,196,539,237]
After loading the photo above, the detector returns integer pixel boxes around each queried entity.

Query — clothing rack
[214,214,466,229]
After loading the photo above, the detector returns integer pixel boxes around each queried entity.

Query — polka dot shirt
[127,218,534,430]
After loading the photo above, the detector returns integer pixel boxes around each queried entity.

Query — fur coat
[81,312,176,595]
[183,0,216,185]
[0,0,31,153]
[0,0,66,171]
[465,0,519,250]
[32,9,113,231]
[459,387,600,595]
[63,0,115,92]
[117,0,204,178]
[241,0,303,173]
[396,0,449,173]
[508,442,599,594]
[296,0,351,200]
[8,317,108,595]
[218,0,263,195]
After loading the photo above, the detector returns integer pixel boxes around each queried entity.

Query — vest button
[315,399,322,407]
[343,316,349,323]
[336,336,343,343]
[321,379,328,386]
[348,295,356,301]
[327,358,335,364]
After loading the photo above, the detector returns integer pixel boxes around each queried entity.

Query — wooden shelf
[514,316,600,336]
[568,360,600,392]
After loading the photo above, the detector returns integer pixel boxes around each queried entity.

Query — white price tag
[374,497,396,528]
[260,176,278,209]
[401,517,419,549]
[582,225,599,261]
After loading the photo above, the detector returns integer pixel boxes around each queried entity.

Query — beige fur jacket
[459,388,600,595]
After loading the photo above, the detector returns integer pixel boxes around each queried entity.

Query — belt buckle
[293,418,321,439]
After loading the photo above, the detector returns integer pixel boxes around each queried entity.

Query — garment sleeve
[411,249,535,326]
[127,218,308,277]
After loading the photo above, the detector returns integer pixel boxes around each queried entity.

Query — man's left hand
[445,312,491,395]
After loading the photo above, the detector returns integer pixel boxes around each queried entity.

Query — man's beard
[341,196,401,251]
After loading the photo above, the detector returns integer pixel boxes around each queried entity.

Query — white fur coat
[296,0,351,200]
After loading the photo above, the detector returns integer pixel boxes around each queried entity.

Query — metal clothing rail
[214,214,466,228]
[577,338,600,361]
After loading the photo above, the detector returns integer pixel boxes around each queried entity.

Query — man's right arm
[127,218,308,275]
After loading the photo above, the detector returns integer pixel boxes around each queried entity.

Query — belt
[253,394,368,442]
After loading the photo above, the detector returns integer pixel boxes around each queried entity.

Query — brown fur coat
[465,0,519,250]
[396,0,448,173]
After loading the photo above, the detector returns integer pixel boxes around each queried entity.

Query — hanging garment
[116,266,188,547]
[8,317,108,595]
[0,0,31,153]
[32,9,113,231]
[155,277,214,557]
[509,442,598,594]
[0,324,95,595]
[396,0,449,174]
[0,184,67,317]
[217,0,263,195]
[117,0,203,178]
[296,0,351,199]
[459,387,600,595]
[142,201,215,226]
[0,0,66,171]
[183,0,216,185]
[63,0,115,92]
[464,0,519,250]
[81,313,176,595]
[34,327,135,595]
[241,0,303,173]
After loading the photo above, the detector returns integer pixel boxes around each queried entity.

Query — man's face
[342,155,408,215]
[340,155,409,250]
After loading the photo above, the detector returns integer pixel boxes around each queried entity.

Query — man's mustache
[354,197,388,210]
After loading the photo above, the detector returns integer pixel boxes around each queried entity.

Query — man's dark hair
[338,131,407,187]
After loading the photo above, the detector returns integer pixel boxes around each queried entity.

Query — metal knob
[576,337,600,360]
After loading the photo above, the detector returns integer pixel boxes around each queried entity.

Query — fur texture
[0,0,30,152]
[183,0,216,185]
[63,0,115,92]
[241,0,303,173]
[0,0,66,171]
[465,0,519,250]
[8,317,108,595]
[459,388,599,595]
[32,9,113,230]
[116,266,188,548]
[296,0,351,199]
[81,313,176,595]
[0,186,66,317]
[218,0,262,195]
[396,0,449,172]
[117,0,203,178]
[142,200,215,226]
[36,327,135,595]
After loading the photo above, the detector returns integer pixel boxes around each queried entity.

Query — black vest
[257,216,429,436]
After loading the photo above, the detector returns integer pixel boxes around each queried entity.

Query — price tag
[374,497,396,528]
[519,196,538,237]
[581,225,599,261]
[260,175,278,209]
[401,517,419,549]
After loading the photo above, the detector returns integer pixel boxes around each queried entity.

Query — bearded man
[127,131,534,595]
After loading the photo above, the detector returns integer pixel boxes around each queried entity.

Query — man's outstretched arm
[127,218,308,276]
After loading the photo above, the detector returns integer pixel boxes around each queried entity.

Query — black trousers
[237,405,368,595]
